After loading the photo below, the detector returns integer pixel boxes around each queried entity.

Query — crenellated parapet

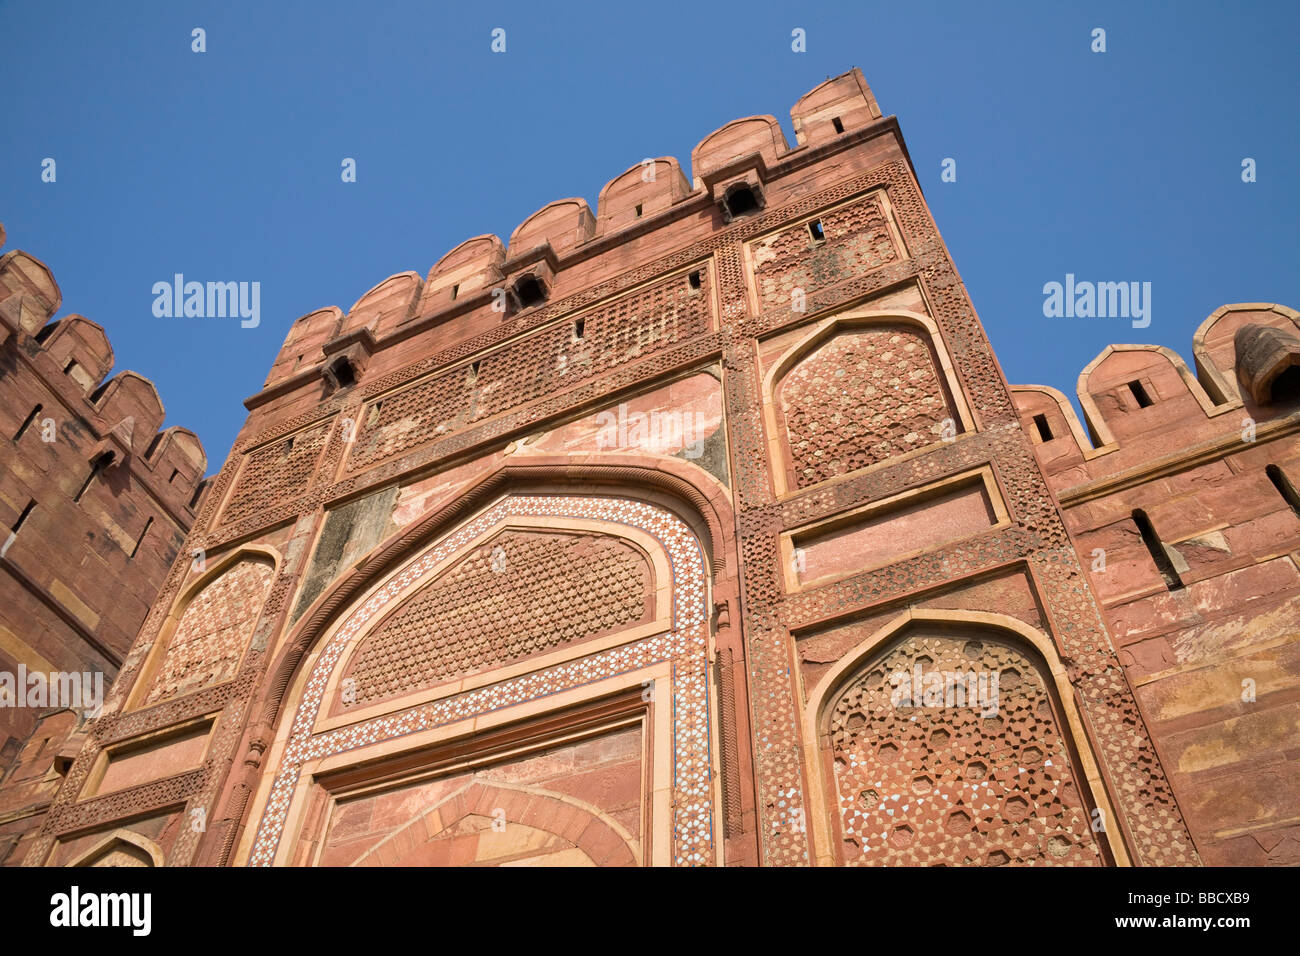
[0,239,208,513]
[248,68,889,413]
[1013,303,1300,489]
[0,226,213,860]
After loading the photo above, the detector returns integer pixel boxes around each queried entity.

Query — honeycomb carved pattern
[343,530,653,708]
[248,494,714,867]
[827,632,1103,866]
[218,422,332,526]
[141,558,275,707]
[750,195,898,314]
[778,326,956,488]
[344,270,715,473]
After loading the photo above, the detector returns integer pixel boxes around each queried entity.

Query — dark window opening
[1133,509,1182,590]
[281,437,295,459]
[514,276,546,309]
[725,186,759,218]
[12,499,35,535]
[1266,465,1300,518]
[330,358,356,389]
[74,452,113,503]
[169,468,180,484]
[468,360,481,384]
[1269,365,1300,404]
[130,517,153,559]
[188,480,207,510]
[807,219,825,242]
[688,271,702,290]
[573,318,585,340]
[634,203,643,218]
[450,284,459,301]
[14,404,42,441]
[1127,380,1154,408]
[63,359,78,374]
[1032,413,1053,442]
[832,116,845,134]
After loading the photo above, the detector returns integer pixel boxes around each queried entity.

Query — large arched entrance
[239,492,719,866]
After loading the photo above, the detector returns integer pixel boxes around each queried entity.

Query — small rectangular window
[808,219,825,242]
[832,116,845,134]
[1267,465,1300,518]
[1127,380,1154,408]
[688,271,702,290]
[1133,510,1182,590]
[1032,414,1053,442]
[130,517,153,559]
[573,318,585,340]
[14,404,42,441]
[450,284,459,301]
[12,499,35,535]
[634,203,643,217]
[75,455,110,503]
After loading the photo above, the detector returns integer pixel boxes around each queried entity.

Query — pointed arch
[800,608,1129,866]
[237,466,728,867]
[124,545,281,711]
[256,456,733,731]
[65,828,165,867]
[762,309,976,496]
[344,779,639,867]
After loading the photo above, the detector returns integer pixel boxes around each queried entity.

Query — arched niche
[126,547,280,711]
[763,310,975,495]
[802,609,1127,867]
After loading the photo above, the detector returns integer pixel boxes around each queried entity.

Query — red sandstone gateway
[2,69,1296,867]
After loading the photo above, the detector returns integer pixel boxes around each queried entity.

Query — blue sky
[1,1,1297,467]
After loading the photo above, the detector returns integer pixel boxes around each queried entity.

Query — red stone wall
[19,69,1248,868]
[1014,305,1300,865]
[0,235,206,863]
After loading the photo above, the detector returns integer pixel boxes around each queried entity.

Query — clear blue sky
[2,1,1297,467]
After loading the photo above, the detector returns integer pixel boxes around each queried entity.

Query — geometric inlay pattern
[248,494,712,866]
[142,557,275,707]
[827,630,1104,866]
[342,530,653,708]
[779,326,955,488]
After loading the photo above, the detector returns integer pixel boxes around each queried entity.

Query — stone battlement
[1013,302,1300,492]
[0,236,208,510]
